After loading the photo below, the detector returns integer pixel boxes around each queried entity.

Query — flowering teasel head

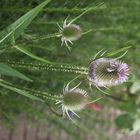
[88,58,129,87]
[56,82,90,119]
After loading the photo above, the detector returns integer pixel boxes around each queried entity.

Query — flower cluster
[45,9,131,120]
[88,58,129,87]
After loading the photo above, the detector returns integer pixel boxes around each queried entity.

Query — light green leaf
[0,80,44,102]
[0,0,51,46]
[0,63,32,81]
[115,113,134,130]
[106,46,132,57]
[118,101,137,112]
[14,45,52,64]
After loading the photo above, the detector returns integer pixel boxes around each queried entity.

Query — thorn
[89,97,103,104]
[70,110,80,119]
[63,15,70,27]
[96,85,110,95]
[115,50,128,60]
[92,48,105,60]
[70,82,81,91]
[57,23,63,30]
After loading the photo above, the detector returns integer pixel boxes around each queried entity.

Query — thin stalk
[0,79,62,101]
[16,85,62,101]
[1,60,88,75]
[23,32,61,42]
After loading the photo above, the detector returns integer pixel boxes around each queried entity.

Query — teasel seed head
[63,88,89,111]
[62,24,82,42]
[57,16,82,49]
[56,82,90,119]
[88,58,129,87]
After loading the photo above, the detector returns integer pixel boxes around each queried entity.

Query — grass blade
[0,79,44,102]
[0,63,32,81]
[106,46,132,57]
[14,45,52,64]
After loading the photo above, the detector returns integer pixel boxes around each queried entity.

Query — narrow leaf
[0,0,51,46]
[0,63,32,81]
[14,45,52,64]
[0,80,44,102]
[106,46,132,57]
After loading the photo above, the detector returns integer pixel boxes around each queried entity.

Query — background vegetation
[0,0,140,140]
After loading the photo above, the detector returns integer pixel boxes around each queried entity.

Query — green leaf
[115,113,134,130]
[14,45,52,64]
[106,46,132,57]
[0,0,51,46]
[0,80,44,102]
[118,101,137,112]
[0,63,32,81]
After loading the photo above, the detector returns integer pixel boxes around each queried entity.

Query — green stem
[23,32,61,42]
[0,79,62,101]
[17,85,62,101]
[1,60,88,75]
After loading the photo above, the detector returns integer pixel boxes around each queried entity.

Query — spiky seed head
[63,88,89,111]
[88,58,129,87]
[62,24,82,41]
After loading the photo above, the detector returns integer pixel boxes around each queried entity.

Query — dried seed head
[88,58,129,87]
[62,24,82,42]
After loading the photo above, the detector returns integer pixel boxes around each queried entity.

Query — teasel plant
[0,46,131,96]
[0,78,102,120]
[87,48,130,95]
[19,3,105,51]
[56,78,102,120]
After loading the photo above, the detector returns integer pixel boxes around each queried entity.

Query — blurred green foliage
[0,0,140,140]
